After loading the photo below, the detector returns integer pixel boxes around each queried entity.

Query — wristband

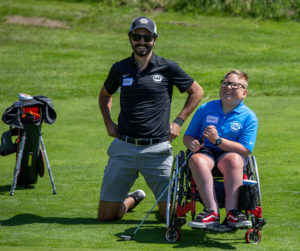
[173,117,184,127]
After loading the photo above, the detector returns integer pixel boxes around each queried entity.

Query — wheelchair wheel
[245,229,261,244]
[165,228,181,242]
[166,155,179,229]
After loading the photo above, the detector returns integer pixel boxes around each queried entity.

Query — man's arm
[169,81,204,142]
[99,86,118,137]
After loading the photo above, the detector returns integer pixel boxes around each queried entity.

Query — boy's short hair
[224,70,248,89]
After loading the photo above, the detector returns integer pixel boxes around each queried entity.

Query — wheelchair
[165,150,266,244]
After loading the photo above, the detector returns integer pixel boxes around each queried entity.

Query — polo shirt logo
[206,115,219,124]
[230,121,242,132]
[152,74,163,82]
[122,78,134,86]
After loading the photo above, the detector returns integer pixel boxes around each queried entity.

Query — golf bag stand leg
[39,131,57,194]
[10,131,26,196]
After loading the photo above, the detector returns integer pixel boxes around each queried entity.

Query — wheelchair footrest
[252,218,267,231]
[174,217,187,229]
[205,225,236,233]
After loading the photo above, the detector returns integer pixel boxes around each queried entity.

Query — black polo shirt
[104,53,194,138]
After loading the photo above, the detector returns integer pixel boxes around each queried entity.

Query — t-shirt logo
[122,78,134,86]
[206,115,219,124]
[230,121,242,132]
[152,74,163,82]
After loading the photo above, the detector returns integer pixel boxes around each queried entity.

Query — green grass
[1,0,300,100]
[0,0,300,250]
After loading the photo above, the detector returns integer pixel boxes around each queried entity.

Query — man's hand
[169,81,203,143]
[107,121,118,138]
[169,122,181,142]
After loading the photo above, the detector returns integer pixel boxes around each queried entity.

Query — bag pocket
[238,184,258,210]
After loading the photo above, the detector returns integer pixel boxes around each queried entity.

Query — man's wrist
[173,117,185,127]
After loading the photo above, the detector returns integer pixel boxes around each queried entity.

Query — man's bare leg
[98,197,135,221]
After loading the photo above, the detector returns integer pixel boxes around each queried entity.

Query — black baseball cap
[129,17,157,35]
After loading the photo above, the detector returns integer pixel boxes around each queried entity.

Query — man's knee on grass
[158,202,168,222]
[98,201,126,221]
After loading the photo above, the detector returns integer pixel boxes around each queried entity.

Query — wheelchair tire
[166,156,179,227]
[165,228,181,242]
[245,229,261,244]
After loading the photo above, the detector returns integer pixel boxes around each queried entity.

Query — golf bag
[1,94,57,195]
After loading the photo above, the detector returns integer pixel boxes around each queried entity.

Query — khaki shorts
[100,138,173,202]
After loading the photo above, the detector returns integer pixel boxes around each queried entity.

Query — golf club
[118,235,135,241]
[118,152,192,241]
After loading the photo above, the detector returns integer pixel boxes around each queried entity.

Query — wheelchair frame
[165,150,266,244]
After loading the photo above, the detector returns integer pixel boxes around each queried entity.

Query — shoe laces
[228,209,246,219]
[197,208,214,219]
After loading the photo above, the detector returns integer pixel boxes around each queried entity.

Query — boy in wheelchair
[183,70,258,229]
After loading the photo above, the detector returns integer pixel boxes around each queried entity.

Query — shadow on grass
[0,184,35,195]
[0,214,98,226]
[0,184,12,194]
[1,213,243,248]
[0,213,160,226]
[115,210,241,249]
[116,226,240,249]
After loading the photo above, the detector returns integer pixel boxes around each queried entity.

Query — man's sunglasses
[130,33,156,42]
[221,80,245,89]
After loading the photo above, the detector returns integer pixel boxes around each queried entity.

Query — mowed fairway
[0,1,300,250]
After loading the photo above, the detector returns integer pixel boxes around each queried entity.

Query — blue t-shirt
[184,100,258,152]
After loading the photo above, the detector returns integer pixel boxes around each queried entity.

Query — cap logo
[140,18,148,24]
[130,17,157,34]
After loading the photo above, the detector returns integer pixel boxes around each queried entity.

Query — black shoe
[126,189,146,210]
[227,209,252,228]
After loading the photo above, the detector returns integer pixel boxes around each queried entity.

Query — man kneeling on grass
[98,16,203,221]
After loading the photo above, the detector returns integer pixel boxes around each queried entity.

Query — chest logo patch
[122,78,134,86]
[152,74,163,82]
[206,115,219,124]
[230,121,242,132]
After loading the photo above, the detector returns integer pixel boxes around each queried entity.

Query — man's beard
[131,43,153,57]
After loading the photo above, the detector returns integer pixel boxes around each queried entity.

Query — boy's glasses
[131,33,155,42]
[221,80,245,89]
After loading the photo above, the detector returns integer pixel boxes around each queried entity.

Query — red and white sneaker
[188,208,220,229]
[227,209,252,228]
